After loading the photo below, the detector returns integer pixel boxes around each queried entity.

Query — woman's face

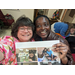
[29,53,34,58]
[70,28,75,34]
[17,26,33,42]
[35,17,50,39]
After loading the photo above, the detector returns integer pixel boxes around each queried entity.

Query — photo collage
[16,40,61,65]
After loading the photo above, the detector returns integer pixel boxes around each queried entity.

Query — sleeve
[0,36,17,65]
[51,50,53,55]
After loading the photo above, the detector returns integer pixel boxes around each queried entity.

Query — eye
[36,25,41,28]
[44,23,48,27]
[27,27,32,30]
[20,28,24,30]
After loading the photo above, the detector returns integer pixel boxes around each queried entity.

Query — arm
[51,54,53,60]
[0,36,17,65]
[47,31,74,65]
[61,56,68,64]
[52,42,74,65]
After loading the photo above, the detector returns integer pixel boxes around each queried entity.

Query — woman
[29,50,37,61]
[0,16,35,65]
[51,22,75,38]
[42,48,47,56]
[34,15,74,65]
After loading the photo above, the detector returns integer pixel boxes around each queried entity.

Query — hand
[52,42,69,60]
[0,51,4,61]
[29,59,32,62]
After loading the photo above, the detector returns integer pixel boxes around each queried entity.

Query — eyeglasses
[19,27,32,31]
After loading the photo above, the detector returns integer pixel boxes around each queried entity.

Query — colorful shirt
[0,36,35,65]
[46,50,53,56]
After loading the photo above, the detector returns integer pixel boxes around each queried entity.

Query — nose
[41,25,44,30]
[24,29,28,32]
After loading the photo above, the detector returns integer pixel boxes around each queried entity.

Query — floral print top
[0,36,35,65]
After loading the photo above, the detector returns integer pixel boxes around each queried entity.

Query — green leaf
[9,60,13,64]
[8,45,12,51]
[12,51,15,53]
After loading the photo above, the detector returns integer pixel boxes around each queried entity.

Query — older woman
[0,16,35,65]
[34,15,74,65]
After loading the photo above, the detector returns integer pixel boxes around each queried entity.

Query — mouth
[40,30,47,35]
[22,34,29,36]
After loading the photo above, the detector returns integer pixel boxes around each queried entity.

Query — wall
[72,15,75,23]
[1,9,34,21]
[60,9,65,20]
[47,9,58,18]
[63,9,75,23]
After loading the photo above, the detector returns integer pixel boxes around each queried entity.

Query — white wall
[47,9,58,18]
[1,9,34,22]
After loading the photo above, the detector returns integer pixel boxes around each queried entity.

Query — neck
[19,40,30,42]
[42,38,47,41]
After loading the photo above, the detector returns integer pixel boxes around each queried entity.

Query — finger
[52,48,60,52]
[59,49,68,53]
[52,46,68,53]
[52,42,67,47]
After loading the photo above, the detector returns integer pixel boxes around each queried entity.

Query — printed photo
[39,62,61,65]
[15,40,60,65]
[37,47,60,64]
[17,62,38,65]
[16,48,38,63]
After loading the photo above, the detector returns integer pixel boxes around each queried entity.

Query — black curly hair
[34,15,51,26]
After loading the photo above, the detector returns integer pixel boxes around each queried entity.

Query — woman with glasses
[0,16,35,65]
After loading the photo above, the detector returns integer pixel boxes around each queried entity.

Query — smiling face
[17,26,33,42]
[35,17,50,40]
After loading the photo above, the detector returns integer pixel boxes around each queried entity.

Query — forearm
[0,51,4,61]
[61,56,68,65]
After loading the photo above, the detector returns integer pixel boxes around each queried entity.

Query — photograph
[15,40,60,65]
[16,48,38,63]
[39,62,61,65]
[17,62,38,65]
[37,47,60,64]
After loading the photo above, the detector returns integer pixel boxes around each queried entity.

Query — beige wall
[47,9,58,18]
[61,9,75,23]
[1,9,34,22]
[63,9,75,23]
[72,15,75,23]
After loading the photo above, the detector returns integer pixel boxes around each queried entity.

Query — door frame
[60,9,68,22]
[34,9,38,19]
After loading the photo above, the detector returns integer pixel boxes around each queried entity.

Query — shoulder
[0,36,19,42]
[31,38,35,42]
[47,31,69,45]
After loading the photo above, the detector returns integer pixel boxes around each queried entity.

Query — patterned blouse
[0,36,35,65]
